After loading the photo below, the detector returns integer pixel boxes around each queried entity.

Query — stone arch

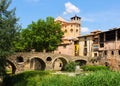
[30,57,46,70]
[16,56,24,62]
[6,60,16,74]
[75,59,87,66]
[52,57,68,71]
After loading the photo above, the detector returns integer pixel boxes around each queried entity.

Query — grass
[80,65,109,71]
[3,70,120,86]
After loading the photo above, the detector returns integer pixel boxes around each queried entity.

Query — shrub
[64,61,77,72]
[81,65,109,71]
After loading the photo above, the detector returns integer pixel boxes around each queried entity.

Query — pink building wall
[54,42,75,56]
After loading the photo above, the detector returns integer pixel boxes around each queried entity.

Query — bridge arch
[74,59,87,66]
[6,60,16,74]
[30,57,46,70]
[52,56,68,71]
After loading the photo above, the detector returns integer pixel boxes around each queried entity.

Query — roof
[55,16,66,22]
[78,34,93,38]
[100,27,120,34]
[70,15,81,19]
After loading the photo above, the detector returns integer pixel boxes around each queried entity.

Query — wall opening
[111,51,114,55]
[118,50,120,55]
[105,62,109,67]
[94,53,97,57]
[16,56,24,62]
[53,57,67,71]
[30,58,46,70]
[46,57,52,61]
[75,60,87,66]
[104,51,107,55]
[6,60,16,74]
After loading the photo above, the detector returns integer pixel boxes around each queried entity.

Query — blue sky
[10,0,120,35]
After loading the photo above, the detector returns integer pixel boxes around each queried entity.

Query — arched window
[76,29,78,32]
[70,29,73,32]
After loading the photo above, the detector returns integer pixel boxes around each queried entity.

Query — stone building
[99,28,120,58]
[78,30,101,58]
[54,15,81,56]
[98,28,120,70]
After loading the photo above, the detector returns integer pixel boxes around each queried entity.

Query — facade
[99,28,120,58]
[54,16,120,60]
[54,15,81,56]
[78,30,101,57]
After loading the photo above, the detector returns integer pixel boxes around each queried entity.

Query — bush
[81,65,109,71]
[64,61,77,72]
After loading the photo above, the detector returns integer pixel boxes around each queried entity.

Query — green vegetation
[14,17,64,52]
[0,0,20,76]
[64,61,77,72]
[4,70,120,86]
[81,65,109,71]
[3,71,50,86]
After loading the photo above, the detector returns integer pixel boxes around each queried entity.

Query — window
[99,33,104,42]
[84,48,87,56]
[111,51,114,55]
[94,53,97,57]
[76,29,78,32]
[118,50,120,55]
[104,51,107,55]
[100,43,104,48]
[70,29,73,32]
[84,41,87,46]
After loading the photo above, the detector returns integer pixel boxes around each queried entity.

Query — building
[99,28,120,58]
[78,30,101,57]
[54,15,81,56]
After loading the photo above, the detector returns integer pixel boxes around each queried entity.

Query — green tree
[14,17,63,52]
[0,0,20,76]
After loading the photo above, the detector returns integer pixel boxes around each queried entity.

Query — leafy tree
[14,17,64,52]
[0,0,20,76]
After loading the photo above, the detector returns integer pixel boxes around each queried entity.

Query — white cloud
[81,27,89,33]
[63,2,80,15]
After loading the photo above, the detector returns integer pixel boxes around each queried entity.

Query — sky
[10,0,120,35]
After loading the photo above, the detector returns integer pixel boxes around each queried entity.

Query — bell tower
[70,15,81,24]
[69,15,81,38]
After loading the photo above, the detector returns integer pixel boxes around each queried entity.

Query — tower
[69,15,81,38]
[70,15,81,24]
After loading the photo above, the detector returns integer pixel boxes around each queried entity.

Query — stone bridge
[7,52,89,74]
